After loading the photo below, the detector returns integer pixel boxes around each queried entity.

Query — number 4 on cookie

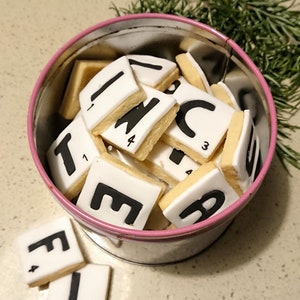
[127,135,135,147]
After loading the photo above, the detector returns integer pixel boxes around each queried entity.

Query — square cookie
[163,77,235,163]
[159,162,239,228]
[220,109,261,195]
[139,140,200,187]
[47,264,111,300]
[47,115,106,199]
[59,60,111,120]
[76,153,165,230]
[101,84,179,161]
[127,54,179,91]
[79,56,146,135]
[17,217,85,287]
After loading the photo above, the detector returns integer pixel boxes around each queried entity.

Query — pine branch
[110,0,300,172]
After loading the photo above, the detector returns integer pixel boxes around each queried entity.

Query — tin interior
[31,16,272,239]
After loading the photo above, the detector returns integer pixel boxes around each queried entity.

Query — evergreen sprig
[111,0,300,172]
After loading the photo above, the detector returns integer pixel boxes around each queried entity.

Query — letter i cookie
[101,84,179,161]
[163,77,235,163]
[127,54,179,91]
[79,56,146,135]
[139,140,200,187]
[220,109,261,195]
[47,115,106,199]
[76,153,166,230]
[159,162,239,228]
[175,52,212,94]
[47,264,111,300]
[59,60,112,120]
[17,217,85,287]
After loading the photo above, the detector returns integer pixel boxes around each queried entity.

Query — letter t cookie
[17,217,85,287]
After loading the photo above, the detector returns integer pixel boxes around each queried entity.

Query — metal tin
[27,14,277,264]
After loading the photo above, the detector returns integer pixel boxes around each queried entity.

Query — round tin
[27,14,277,264]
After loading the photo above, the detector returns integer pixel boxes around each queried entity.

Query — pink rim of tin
[27,13,277,242]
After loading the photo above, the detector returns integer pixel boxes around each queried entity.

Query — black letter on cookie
[54,133,76,176]
[176,100,215,138]
[128,58,163,70]
[169,148,185,165]
[114,97,160,134]
[179,190,225,223]
[246,126,258,178]
[28,231,70,253]
[90,183,143,225]
[91,71,124,102]
[69,272,81,300]
[164,79,181,95]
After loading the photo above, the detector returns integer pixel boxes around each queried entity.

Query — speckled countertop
[1,1,299,299]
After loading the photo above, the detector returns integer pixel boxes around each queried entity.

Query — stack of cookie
[46,52,261,230]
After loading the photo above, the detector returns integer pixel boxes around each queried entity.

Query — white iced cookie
[79,56,146,135]
[163,77,235,163]
[175,52,212,94]
[17,217,85,287]
[47,264,111,300]
[127,54,179,91]
[221,109,260,195]
[76,153,165,230]
[47,115,106,199]
[140,140,200,187]
[210,81,241,111]
[59,60,111,120]
[159,162,239,228]
[101,84,179,161]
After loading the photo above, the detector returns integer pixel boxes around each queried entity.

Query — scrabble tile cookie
[220,109,261,195]
[47,264,111,300]
[163,77,235,163]
[175,52,212,94]
[79,56,146,135]
[210,81,241,111]
[139,140,200,187]
[47,115,106,199]
[59,60,111,120]
[76,153,166,230]
[127,54,179,91]
[159,162,239,228]
[101,84,179,161]
[17,217,85,287]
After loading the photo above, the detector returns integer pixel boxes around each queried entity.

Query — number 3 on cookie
[201,141,209,151]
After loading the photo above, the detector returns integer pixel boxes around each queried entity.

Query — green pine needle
[111,0,300,172]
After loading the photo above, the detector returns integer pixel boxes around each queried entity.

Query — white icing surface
[146,141,200,182]
[17,217,85,286]
[185,52,212,94]
[165,77,235,160]
[76,156,163,230]
[232,109,260,192]
[163,166,239,228]
[47,115,101,194]
[47,264,111,300]
[79,56,140,131]
[127,54,177,87]
[101,85,176,154]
